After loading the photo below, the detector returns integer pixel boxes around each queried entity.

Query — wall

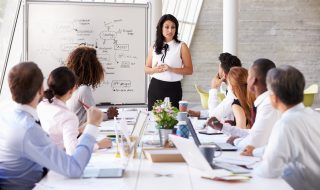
[183,0,320,107]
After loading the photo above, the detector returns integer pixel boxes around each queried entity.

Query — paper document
[202,174,251,181]
[214,155,261,166]
[202,169,233,178]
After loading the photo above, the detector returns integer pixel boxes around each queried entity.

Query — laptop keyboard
[201,142,237,151]
[212,162,251,174]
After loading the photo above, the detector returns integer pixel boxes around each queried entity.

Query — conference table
[33,109,293,190]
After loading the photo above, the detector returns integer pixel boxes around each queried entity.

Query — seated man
[207,59,279,156]
[254,65,320,190]
[0,62,102,190]
[188,52,241,120]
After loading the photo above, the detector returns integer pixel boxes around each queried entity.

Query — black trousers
[148,78,182,111]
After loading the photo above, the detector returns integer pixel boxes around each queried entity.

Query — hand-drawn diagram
[111,80,132,92]
[27,3,147,104]
[33,18,138,92]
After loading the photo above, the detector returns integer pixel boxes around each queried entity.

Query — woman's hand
[206,117,223,131]
[153,65,167,73]
[159,64,171,72]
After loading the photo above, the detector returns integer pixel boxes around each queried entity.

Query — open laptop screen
[131,111,148,136]
[186,118,201,146]
[131,111,148,144]
[186,118,237,151]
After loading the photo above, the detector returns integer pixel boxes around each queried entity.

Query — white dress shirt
[231,91,280,149]
[38,98,79,155]
[206,88,235,121]
[254,103,320,190]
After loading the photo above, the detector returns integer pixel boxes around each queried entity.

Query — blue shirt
[0,104,98,190]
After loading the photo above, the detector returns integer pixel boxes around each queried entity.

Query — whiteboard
[25,1,149,104]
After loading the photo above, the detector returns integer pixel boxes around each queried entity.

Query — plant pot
[159,128,174,147]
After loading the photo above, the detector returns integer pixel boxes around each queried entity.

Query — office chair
[194,85,209,109]
[303,84,318,107]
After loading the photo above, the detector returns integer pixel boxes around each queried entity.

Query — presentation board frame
[23,0,150,105]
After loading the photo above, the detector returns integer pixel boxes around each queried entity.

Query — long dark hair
[44,67,76,103]
[66,46,104,89]
[154,14,180,54]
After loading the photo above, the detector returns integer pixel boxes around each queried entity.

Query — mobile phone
[198,131,223,135]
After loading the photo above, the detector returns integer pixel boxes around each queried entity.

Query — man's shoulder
[0,108,39,142]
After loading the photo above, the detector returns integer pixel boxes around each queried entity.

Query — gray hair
[266,65,305,106]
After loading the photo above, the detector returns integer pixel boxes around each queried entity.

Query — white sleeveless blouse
[151,40,183,82]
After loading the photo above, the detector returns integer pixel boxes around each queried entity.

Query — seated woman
[66,46,118,129]
[227,67,255,129]
[207,67,255,137]
[37,67,112,155]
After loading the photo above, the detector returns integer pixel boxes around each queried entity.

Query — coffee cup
[199,145,218,163]
[179,100,188,112]
[177,112,188,121]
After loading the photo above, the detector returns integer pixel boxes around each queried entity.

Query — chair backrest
[195,85,209,109]
[303,84,318,107]
[217,92,226,102]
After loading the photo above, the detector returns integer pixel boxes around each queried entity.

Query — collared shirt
[232,91,280,149]
[206,88,235,121]
[254,103,320,190]
[38,98,79,155]
[151,40,184,82]
[0,103,98,189]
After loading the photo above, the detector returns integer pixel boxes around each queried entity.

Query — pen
[78,100,90,110]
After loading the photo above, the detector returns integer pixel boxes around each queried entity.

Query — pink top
[37,98,80,155]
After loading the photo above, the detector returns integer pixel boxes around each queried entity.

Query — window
[162,0,203,46]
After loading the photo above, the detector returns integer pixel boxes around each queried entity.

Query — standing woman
[66,46,118,127]
[145,14,193,111]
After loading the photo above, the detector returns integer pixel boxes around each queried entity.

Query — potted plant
[152,99,179,146]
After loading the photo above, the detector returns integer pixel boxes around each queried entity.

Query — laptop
[169,135,251,175]
[83,111,148,178]
[131,111,148,142]
[186,118,238,151]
